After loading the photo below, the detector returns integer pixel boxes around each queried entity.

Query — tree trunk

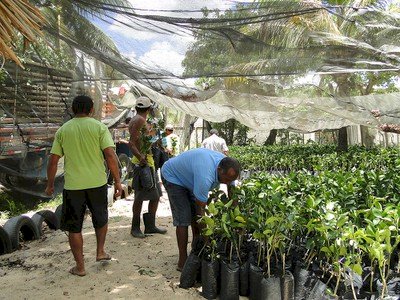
[203,120,212,141]
[227,119,235,145]
[334,74,351,152]
[92,59,103,121]
[180,115,197,152]
[337,127,348,152]
[264,129,278,145]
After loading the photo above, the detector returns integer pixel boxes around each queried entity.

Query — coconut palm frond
[41,5,118,55]
[226,56,320,75]
[67,0,132,22]
[0,0,46,67]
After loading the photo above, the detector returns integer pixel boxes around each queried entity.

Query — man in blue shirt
[161,148,240,271]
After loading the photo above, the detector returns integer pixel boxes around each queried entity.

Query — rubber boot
[131,217,145,238]
[143,212,167,234]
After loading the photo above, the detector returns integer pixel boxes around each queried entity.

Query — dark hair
[135,106,151,113]
[72,95,93,115]
[218,157,240,175]
[210,129,218,135]
[124,117,132,124]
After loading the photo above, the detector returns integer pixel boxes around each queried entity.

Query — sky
[94,0,248,76]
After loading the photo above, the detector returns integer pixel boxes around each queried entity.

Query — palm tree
[183,0,399,148]
[0,0,45,67]
[232,0,400,149]
[35,0,127,55]
[1,1,132,69]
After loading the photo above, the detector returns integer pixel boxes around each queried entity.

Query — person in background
[115,117,132,157]
[164,124,180,157]
[128,96,167,238]
[161,148,240,271]
[117,84,136,108]
[45,95,122,277]
[201,128,229,155]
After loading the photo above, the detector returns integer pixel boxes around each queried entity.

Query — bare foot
[69,266,86,277]
[96,253,112,262]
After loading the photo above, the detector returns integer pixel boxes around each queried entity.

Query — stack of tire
[0,204,62,256]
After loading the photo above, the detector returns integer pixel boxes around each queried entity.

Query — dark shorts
[61,184,108,233]
[132,166,161,202]
[162,178,196,227]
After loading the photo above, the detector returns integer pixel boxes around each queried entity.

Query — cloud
[124,50,137,60]
[127,0,236,17]
[108,0,245,39]
[139,41,185,75]
[108,1,249,75]
[108,15,161,40]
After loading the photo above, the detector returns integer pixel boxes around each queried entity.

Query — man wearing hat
[116,83,136,108]
[128,96,167,238]
[164,124,180,157]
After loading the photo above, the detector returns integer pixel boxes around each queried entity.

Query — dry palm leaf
[0,0,46,67]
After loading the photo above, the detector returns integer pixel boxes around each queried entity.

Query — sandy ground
[0,188,205,300]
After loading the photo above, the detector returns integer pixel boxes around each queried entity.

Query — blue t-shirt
[161,148,224,202]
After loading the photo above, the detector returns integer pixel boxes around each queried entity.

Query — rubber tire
[0,226,12,255]
[31,210,59,236]
[55,204,63,230]
[3,215,40,251]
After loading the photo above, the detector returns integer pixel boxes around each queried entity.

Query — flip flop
[69,267,86,277]
[96,253,112,262]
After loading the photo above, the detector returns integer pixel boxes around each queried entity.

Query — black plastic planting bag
[306,279,336,300]
[139,165,154,189]
[377,275,400,297]
[294,265,315,300]
[260,276,281,300]
[132,164,154,190]
[180,252,202,289]
[220,260,240,300]
[239,259,250,296]
[201,259,219,299]
[191,236,205,255]
[281,271,295,300]
[341,290,369,300]
[249,263,264,300]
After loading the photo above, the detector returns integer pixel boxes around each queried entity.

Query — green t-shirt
[51,117,115,190]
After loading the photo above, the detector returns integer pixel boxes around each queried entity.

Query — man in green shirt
[45,95,122,277]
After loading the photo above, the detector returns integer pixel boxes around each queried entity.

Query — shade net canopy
[2,0,400,132]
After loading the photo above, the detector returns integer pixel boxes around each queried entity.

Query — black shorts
[60,184,108,233]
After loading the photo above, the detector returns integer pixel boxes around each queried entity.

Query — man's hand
[45,154,60,197]
[114,182,123,198]
[139,154,147,166]
[195,199,207,217]
[45,184,54,196]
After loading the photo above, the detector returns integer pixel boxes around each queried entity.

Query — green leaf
[235,216,246,223]
[225,200,233,208]
[202,216,215,227]
[234,206,241,217]
[203,228,213,236]
[351,264,363,276]
[320,246,331,254]
[208,202,218,215]
[266,216,279,225]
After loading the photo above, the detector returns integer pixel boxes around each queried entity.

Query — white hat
[165,124,174,130]
[120,83,129,90]
[135,96,152,109]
